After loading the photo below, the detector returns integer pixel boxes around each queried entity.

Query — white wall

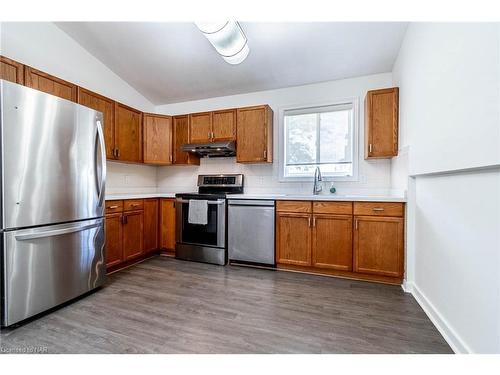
[0,22,157,193]
[392,23,500,353]
[155,73,395,194]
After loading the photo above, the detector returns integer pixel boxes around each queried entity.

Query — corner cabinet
[276,200,405,285]
[173,115,199,165]
[143,113,173,165]
[236,105,273,163]
[364,87,399,159]
[114,103,143,163]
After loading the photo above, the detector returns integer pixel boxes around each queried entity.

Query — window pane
[285,113,317,165]
[319,110,352,163]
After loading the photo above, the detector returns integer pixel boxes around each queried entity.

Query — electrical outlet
[124,175,131,185]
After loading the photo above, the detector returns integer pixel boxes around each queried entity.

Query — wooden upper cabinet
[160,198,176,251]
[114,102,143,163]
[173,115,199,165]
[212,109,236,141]
[365,87,399,159]
[236,105,273,163]
[24,66,77,102]
[353,216,404,278]
[189,112,212,143]
[143,113,172,165]
[276,212,312,266]
[312,214,353,271]
[77,87,115,159]
[0,56,24,84]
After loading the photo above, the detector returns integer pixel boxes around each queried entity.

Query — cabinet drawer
[276,200,312,213]
[124,199,144,211]
[105,200,123,214]
[313,201,353,215]
[354,202,404,217]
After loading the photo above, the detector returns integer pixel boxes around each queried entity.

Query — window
[280,101,357,180]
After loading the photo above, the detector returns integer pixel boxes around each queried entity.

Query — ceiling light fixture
[195,21,249,65]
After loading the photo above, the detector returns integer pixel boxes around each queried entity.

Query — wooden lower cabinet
[122,210,144,260]
[353,216,404,278]
[105,213,123,268]
[143,199,159,253]
[276,212,311,266]
[159,198,176,252]
[105,199,160,272]
[276,200,405,285]
[312,214,353,271]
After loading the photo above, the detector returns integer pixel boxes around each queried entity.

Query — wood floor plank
[0,256,452,354]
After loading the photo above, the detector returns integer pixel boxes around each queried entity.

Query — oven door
[176,198,226,248]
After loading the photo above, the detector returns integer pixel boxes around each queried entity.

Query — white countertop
[106,193,176,200]
[227,193,406,202]
[106,192,406,202]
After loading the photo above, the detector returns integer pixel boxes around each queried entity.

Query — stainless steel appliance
[228,199,275,266]
[181,140,236,158]
[175,174,243,265]
[0,80,106,327]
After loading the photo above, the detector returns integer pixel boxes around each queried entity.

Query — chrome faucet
[313,166,323,195]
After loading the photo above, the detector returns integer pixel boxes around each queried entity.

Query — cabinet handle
[263,149,267,159]
[122,215,128,225]
[372,207,385,212]
[131,204,140,207]
[117,148,120,158]
[369,144,373,153]
[169,154,172,162]
[308,217,311,227]
[211,131,214,140]
[355,219,358,230]
[312,216,316,227]
[107,205,119,209]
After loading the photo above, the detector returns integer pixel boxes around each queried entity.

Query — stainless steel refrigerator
[0,80,106,327]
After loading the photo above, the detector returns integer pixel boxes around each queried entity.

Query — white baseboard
[405,281,471,354]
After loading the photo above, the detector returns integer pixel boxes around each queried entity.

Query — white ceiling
[56,22,408,105]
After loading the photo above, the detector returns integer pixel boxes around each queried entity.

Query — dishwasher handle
[227,199,275,207]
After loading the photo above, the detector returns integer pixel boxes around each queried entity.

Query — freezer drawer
[228,200,275,266]
[1,218,106,326]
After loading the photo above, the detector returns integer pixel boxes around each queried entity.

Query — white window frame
[278,97,359,182]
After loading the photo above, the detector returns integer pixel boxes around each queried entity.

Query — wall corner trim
[409,282,472,354]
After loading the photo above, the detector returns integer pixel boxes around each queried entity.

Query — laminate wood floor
[0,256,452,354]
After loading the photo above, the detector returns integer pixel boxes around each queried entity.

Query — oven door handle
[176,199,225,205]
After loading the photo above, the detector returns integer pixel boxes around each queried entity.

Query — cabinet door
[122,210,144,260]
[236,105,273,163]
[115,102,143,162]
[105,213,123,268]
[173,115,199,165]
[160,199,176,251]
[312,214,353,271]
[353,216,404,277]
[189,112,212,143]
[365,87,399,158]
[212,109,236,141]
[143,114,172,164]
[77,87,115,159]
[276,212,311,266]
[1,56,24,84]
[144,199,159,253]
[24,66,77,102]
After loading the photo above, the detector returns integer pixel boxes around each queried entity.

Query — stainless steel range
[175,174,244,265]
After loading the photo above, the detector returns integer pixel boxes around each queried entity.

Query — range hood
[181,140,236,158]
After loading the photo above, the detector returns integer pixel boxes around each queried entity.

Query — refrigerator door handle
[95,120,106,207]
[15,222,102,241]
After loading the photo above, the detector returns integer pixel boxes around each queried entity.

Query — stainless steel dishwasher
[227,199,275,266]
